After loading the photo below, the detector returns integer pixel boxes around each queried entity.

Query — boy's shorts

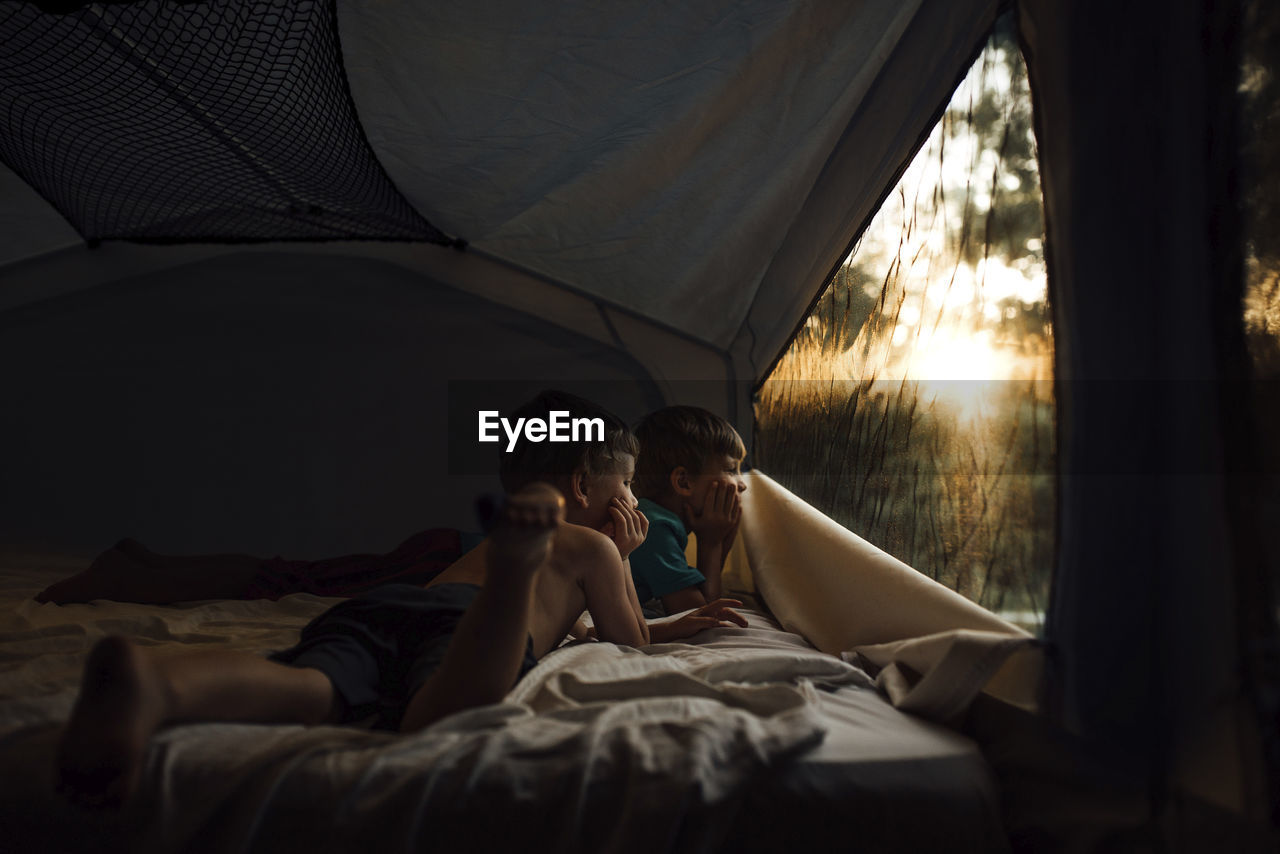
[269,582,539,730]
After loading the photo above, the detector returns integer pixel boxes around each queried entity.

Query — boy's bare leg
[56,636,337,808]
[399,483,563,732]
[35,539,263,605]
[116,538,264,600]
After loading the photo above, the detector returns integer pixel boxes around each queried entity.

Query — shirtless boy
[55,390,742,808]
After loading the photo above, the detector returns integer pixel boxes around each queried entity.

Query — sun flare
[903,329,1009,419]
[908,330,1001,382]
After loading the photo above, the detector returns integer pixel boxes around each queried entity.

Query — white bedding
[0,549,1008,853]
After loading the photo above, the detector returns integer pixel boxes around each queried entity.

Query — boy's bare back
[430,522,644,656]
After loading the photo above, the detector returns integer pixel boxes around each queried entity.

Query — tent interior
[1,0,1277,851]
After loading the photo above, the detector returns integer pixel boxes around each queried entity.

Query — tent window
[755,14,1052,633]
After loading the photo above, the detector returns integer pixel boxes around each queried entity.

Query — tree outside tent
[756,14,1054,633]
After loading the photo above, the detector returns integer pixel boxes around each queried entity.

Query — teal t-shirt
[630,498,706,604]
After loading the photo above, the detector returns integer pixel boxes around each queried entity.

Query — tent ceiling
[337,0,928,349]
[0,0,999,377]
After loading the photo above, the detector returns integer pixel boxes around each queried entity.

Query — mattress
[0,548,1009,853]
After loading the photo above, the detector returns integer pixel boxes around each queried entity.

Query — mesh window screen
[0,1,452,244]
[755,15,1053,633]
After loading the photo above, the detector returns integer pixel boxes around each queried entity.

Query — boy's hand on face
[599,498,648,561]
[720,511,741,554]
[686,481,742,543]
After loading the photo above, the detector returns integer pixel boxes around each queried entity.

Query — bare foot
[485,483,564,583]
[55,636,169,808]
[35,548,146,604]
[36,542,261,604]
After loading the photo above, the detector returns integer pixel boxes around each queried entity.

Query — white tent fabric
[739,472,1030,650]
[336,0,996,360]
[0,0,1000,403]
[737,471,1042,718]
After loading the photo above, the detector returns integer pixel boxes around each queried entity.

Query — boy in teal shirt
[630,406,747,615]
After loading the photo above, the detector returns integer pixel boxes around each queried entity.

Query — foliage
[1242,0,1280,378]
[755,15,1054,630]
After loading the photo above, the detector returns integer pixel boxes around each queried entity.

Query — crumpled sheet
[848,629,1041,723]
[125,640,849,854]
[0,551,854,854]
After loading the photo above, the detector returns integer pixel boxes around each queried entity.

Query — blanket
[0,551,851,854]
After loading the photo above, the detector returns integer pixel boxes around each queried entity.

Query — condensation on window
[755,14,1053,634]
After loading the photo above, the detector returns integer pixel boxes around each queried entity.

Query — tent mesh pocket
[0,1,453,245]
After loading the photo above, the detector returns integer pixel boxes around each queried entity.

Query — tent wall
[335,0,1003,365]
[0,249,701,556]
[1,0,1009,424]
[1019,0,1274,819]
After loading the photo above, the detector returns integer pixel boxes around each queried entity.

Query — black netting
[0,1,455,244]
